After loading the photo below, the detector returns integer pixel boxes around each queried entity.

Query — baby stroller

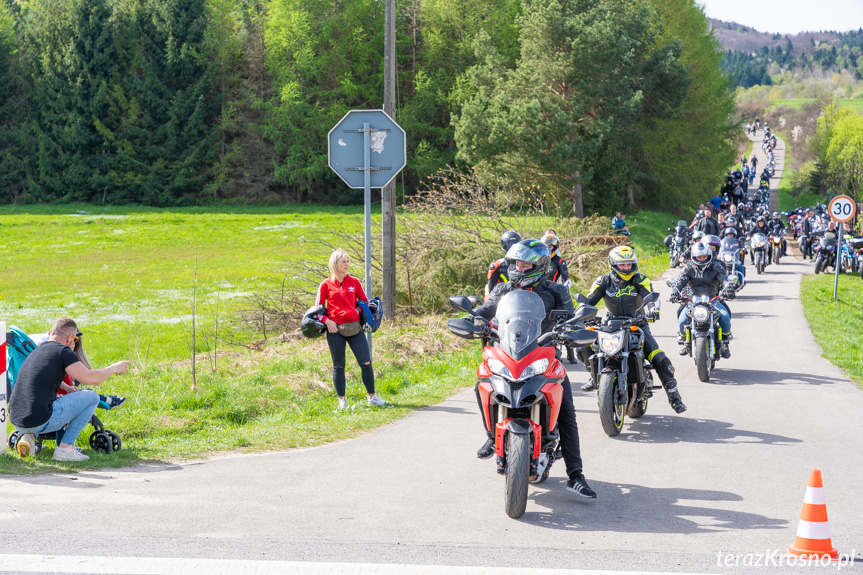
[6,327,122,456]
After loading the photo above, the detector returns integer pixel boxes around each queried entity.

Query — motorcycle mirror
[574,293,589,305]
[728,275,739,284]
[447,318,482,339]
[467,295,480,306]
[642,292,659,305]
[549,309,569,323]
[565,329,598,347]
[665,279,674,288]
[449,295,474,313]
[571,304,598,323]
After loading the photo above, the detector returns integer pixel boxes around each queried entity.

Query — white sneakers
[338,395,388,409]
[53,446,89,461]
[367,395,388,407]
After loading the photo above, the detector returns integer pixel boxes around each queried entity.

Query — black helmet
[705,235,721,253]
[505,239,551,289]
[691,241,713,270]
[723,227,738,238]
[756,216,766,226]
[500,230,522,252]
[301,305,327,338]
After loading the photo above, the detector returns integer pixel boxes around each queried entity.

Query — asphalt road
[1,134,861,574]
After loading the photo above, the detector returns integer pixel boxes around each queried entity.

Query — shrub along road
[0,249,861,574]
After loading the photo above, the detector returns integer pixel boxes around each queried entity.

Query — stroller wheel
[89,431,112,454]
[8,431,20,451]
[106,431,122,452]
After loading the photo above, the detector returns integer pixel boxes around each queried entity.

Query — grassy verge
[800,273,863,388]
[0,203,677,474]
[627,209,682,279]
[1,316,477,473]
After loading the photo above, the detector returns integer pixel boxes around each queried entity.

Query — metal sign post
[1,321,6,445]
[828,195,856,300]
[328,110,406,355]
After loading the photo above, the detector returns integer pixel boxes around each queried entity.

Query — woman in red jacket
[316,249,387,410]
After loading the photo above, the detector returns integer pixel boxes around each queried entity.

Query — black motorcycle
[750,232,769,274]
[718,237,745,292]
[813,232,838,275]
[669,281,734,382]
[578,292,660,437]
[664,220,691,268]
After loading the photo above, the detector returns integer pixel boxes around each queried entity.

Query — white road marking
[0,554,719,575]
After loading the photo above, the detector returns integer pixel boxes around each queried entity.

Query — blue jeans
[678,305,732,338]
[15,390,99,446]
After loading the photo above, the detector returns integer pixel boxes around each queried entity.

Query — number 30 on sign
[828,195,856,223]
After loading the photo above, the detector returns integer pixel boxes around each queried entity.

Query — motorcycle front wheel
[597,372,624,437]
[504,432,530,519]
[814,256,824,275]
[694,337,711,382]
[756,253,763,274]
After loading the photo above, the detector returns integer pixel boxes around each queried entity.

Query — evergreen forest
[0,0,739,213]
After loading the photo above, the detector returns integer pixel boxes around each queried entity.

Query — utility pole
[381,0,397,319]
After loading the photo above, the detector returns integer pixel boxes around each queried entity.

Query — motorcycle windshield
[823,232,837,246]
[495,290,546,361]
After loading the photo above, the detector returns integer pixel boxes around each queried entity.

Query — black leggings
[326,331,375,397]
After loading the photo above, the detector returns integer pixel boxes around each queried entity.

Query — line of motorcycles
[446,274,726,517]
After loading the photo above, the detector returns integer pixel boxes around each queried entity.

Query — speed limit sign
[828,195,856,222]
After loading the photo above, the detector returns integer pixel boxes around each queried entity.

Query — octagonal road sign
[328,110,406,189]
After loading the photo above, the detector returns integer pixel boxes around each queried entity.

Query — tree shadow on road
[524,479,788,533]
[707,369,845,387]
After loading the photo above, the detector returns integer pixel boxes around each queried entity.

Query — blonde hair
[328,248,350,278]
[73,336,92,370]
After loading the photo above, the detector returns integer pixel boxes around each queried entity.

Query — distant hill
[708,18,848,56]
[707,19,863,88]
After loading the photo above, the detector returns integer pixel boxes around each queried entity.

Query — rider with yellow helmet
[577,246,686,414]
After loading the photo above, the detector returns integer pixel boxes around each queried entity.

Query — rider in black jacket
[801,209,814,260]
[669,241,736,358]
[695,207,720,236]
[472,239,597,499]
[577,246,686,413]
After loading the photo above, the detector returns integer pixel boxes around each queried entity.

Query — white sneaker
[53,446,89,461]
[338,397,348,410]
[367,395,388,407]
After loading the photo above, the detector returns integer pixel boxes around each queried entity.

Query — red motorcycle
[448,290,596,518]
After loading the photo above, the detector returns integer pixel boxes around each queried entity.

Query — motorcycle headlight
[486,358,512,379]
[598,331,625,355]
[693,305,710,322]
[519,358,549,379]
[723,254,732,262]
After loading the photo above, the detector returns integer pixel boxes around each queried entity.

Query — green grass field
[800,273,863,387]
[0,204,486,472]
[0,203,678,473]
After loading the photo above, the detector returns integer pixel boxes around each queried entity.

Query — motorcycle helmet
[608,245,639,282]
[356,296,383,333]
[771,211,780,220]
[691,230,705,243]
[540,231,560,253]
[500,230,522,253]
[691,241,713,270]
[705,235,721,254]
[756,216,766,229]
[505,239,551,289]
[301,305,327,338]
[722,227,738,239]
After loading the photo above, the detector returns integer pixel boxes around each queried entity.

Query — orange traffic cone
[788,469,839,560]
